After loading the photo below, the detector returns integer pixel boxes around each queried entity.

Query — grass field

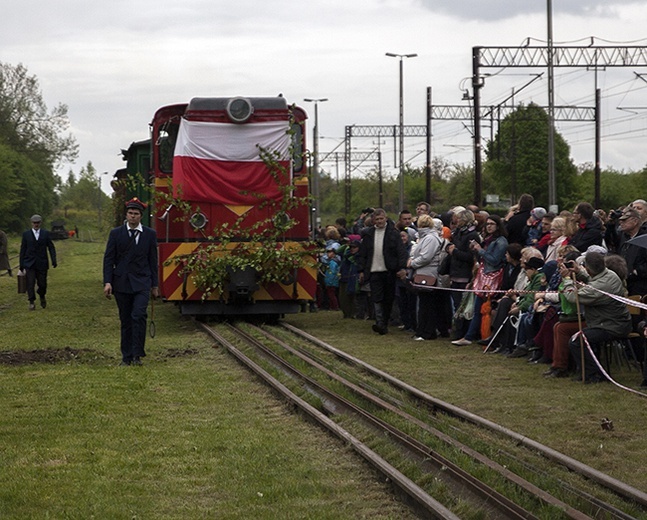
[0,238,415,519]
[1,236,646,519]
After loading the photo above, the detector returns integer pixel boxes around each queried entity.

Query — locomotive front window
[158,121,179,174]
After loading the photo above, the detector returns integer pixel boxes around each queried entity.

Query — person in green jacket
[561,251,631,383]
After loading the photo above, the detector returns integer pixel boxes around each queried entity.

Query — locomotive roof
[187,97,288,111]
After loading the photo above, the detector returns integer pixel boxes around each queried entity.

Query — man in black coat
[357,208,408,335]
[19,214,57,310]
[617,208,647,296]
[103,198,159,366]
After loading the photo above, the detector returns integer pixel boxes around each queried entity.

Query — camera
[609,208,623,221]
[362,207,374,214]
[565,260,575,269]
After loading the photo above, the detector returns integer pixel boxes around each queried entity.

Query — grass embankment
[0,239,414,519]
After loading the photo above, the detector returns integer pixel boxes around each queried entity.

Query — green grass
[3,236,645,518]
[0,239,415,519]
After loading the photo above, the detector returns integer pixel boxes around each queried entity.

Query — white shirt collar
[125,224,143,233]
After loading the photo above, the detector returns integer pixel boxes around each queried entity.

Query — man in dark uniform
[357,208,408,335]
[103,198,159,366]
[20,214,57,310]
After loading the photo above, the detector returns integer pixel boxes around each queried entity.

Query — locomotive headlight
[226,97,254,123]
[273,211,291,228]
[189,212,208,230]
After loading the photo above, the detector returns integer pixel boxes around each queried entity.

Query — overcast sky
[2,0,647,196]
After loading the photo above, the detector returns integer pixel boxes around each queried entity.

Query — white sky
[2,0,647,194]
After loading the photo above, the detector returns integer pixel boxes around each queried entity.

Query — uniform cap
[125,197,147,212]
[30,214,42,223]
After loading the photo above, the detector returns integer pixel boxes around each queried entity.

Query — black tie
[129,229,137,240]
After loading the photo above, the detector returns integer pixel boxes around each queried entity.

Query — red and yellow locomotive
[148,96,316,316]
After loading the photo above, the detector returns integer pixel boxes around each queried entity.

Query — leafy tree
[444,163,477,208]
[0,62,78,228]
[58,161,107,212]
[0,62,78,168]
[572,163,640,211]
[484,103,577,208]
[0,142,57,231]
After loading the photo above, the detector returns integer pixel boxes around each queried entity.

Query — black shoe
[477,337,491,346]
[131,357,143,366]
[527,350,543,363]
[507,346,529,358]
[119,360,131,366]
[641,379,647,388]
[533,355,552,365]
[372,324,387,335]
[545,368,569,378]
[40,297,46,309]
[29,302,36,311]
[585,374,607,384]
[492,346,510,355]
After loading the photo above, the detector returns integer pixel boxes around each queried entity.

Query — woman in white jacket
[544,216,569,262]
[408,216,450,340]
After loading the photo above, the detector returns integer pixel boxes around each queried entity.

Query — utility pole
[303,98,328,237]
[426,86,432,204]
[546,0,557,211]
[471,43,647,207]
[386,52,417,210]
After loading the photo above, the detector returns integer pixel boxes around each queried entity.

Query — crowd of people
[314,194,647,387]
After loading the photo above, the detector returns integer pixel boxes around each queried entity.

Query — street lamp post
[303,98,328,238]
[386,52,417,211]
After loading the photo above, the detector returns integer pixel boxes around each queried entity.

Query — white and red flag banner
[172,119,290,204]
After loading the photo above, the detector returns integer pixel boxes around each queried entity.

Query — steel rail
[268,325,636,519]
[228,323,541,519]
[199,322,460,520]
[281,322,647,510]
[250,324,597,519]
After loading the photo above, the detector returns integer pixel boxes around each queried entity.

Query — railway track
[200,320,647,519]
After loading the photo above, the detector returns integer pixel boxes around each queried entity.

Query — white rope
[574,330,647,398]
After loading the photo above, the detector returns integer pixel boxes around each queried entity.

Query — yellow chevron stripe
[225,205,254,216]
[162,242,316,301]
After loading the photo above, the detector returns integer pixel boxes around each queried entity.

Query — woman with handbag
[408,215,449,340]
[446,209,480,311]
[452,215,508,346]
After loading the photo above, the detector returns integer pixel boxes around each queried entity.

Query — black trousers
[568,327,612,380]
[26,268,48,302]
[369,271,397,324]
[115,290,150,362]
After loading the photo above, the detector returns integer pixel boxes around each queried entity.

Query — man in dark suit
[357,208,408,335]
[103,198,159,366]
[20,214,57,310]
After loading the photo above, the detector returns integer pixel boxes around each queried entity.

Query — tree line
[2,61,646,233]
[318,103,647,224]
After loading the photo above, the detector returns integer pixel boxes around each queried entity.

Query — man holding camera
[561,251,632,383]
[352,207,374,235]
